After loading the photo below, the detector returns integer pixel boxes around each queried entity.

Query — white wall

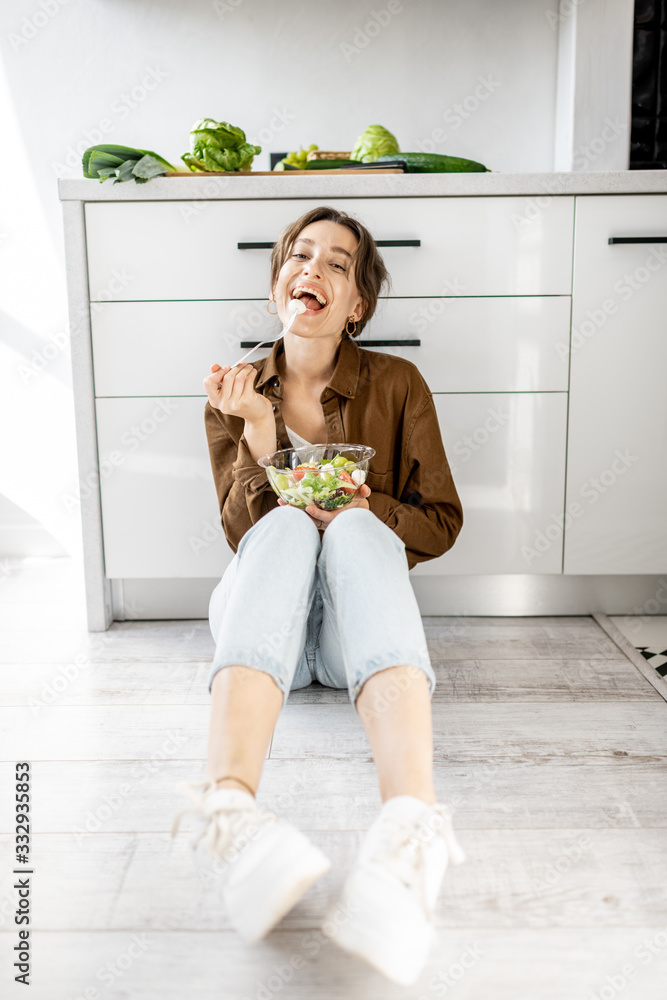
[0,0,627,558]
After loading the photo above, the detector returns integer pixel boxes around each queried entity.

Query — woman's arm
[367,389,464,570]
[203,363,280,553]
[204,402,281,553]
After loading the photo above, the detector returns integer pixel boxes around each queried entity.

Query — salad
[267,452,367,511]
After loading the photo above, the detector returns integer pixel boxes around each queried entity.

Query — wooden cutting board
[166,168,405,176]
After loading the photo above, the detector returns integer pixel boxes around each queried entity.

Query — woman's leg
[316,508,437,805]
[206,665,284,795]
[206,504,321,795]
[355,665,436,805]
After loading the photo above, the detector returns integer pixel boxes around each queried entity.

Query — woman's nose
[302,259,322,279]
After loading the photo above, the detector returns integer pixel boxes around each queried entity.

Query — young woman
[172,206,466,986]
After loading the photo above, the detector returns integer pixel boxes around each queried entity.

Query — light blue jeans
[207,504,436,709]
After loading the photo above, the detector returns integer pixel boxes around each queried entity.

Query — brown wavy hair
[269,205,391,338]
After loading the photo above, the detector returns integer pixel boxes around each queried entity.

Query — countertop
[58,170,667,201]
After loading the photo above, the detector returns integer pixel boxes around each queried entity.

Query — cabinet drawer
[412,392,568,576]
[91,295,571,397]
[85,195,574,302]
[361,295,571,392]
[95,397,232,578]
[94,391,567,579]
[91,300,277,397]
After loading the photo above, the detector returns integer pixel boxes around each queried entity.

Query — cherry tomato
[337,470,358,493]
[293,463,319,483]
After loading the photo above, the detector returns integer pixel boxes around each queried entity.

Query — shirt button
[346,389,352,395]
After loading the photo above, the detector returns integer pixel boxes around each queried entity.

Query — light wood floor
[1,556,667,1000]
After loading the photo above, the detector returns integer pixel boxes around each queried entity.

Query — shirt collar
[255,334,361,398]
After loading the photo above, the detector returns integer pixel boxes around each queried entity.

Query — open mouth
[290,284,328,313]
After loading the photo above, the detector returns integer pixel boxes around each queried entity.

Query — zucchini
[375,152,490,173]
[304,158,360,170]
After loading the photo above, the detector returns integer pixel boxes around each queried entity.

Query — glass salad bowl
[258,443,376,511]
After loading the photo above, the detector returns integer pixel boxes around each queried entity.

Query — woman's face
[272,220,365,340]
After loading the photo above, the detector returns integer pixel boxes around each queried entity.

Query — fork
[229,298,307,369]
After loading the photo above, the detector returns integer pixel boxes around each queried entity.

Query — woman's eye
[331,262,345,271]
[292,253,307,259]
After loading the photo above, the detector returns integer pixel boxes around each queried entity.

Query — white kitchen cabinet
[564,194,667,573]
[85,195,574,301]
[412,393,569,576]
[95,397,232,578]
[90,295,570,398]
[60,174,667,625]
[94,389,567,580]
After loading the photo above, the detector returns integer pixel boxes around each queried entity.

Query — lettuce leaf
[182,118,261,173]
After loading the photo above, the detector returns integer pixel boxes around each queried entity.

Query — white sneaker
[321,795,466,986]
[171,780,331,943]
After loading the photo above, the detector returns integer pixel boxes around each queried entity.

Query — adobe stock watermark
[415,942,485,998]
[522,448,639,567]
[27,638,112,716]
[8,0,71,52]
[90,267,134,314]
[356,662,432,723]
[237,894,363,1000]
[51,66,169,179]
[246,107,296,149]
[71,731,189,845]
[340,0,408,63]
[178,175,233,224]
[408,277,469,334]
[448,404,510,475]
[587,926,667,1000]
[212,0,243,18]
[546,0,587,30]
[178,106,294,223]
[554,245,667,361]
[60,398,180,514]
[621,580,667,634]
[417,76,502,154]
[68,934,153,999]
[511,117,628,233]
[0,558,14,586]
[16,326,71,386]
[531,834,593,894]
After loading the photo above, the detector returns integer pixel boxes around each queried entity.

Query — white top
[284,423,314,453]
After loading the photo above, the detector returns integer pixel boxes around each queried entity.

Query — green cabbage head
[350,124,400,163]
[182,118,261,172]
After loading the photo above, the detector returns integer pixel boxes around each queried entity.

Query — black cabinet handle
[238,239,421,250]
[608,236,667,244]
[240,338,421,348]
[356,338,421,346]
[375,240,421,247]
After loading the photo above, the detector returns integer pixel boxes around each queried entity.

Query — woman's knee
[326,506,397,544]
[245,503,320,547]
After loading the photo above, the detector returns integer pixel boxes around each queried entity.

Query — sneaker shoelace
[368,803,466,918]
[170,779,278,862]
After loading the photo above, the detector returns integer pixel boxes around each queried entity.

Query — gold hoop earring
[266,299,278,315]
[345,317,357,336]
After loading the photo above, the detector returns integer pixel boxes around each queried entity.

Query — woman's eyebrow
[294,237,352,258]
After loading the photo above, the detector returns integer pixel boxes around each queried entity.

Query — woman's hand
[204,363,274,425]
[277,484,371,531]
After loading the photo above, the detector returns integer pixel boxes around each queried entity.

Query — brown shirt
[204,333,464,571]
